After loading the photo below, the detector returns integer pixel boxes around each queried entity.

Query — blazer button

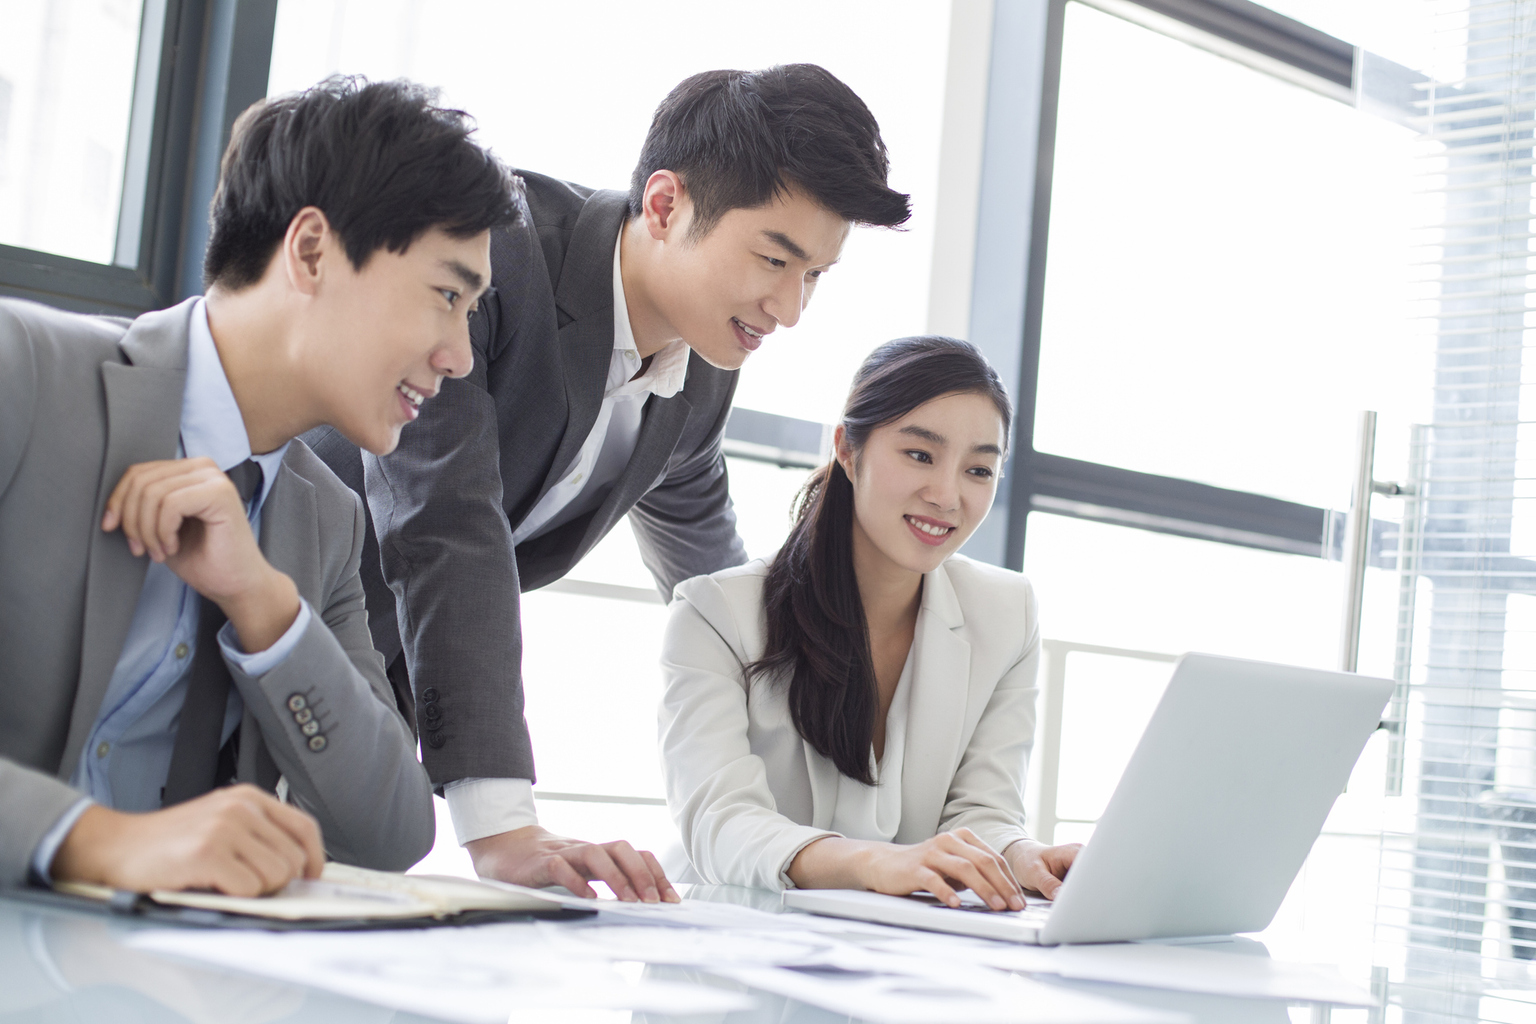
[426,730,445,749]
[294,707,313,725]
[301,720,320,737]
[421,687,439,703]
[287,694,307,713]
[423,702,442,723]
[308,735,327,752]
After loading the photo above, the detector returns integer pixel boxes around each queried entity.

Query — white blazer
[659,555,1041,890]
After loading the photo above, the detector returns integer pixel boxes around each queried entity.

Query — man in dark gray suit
[310,65,911,900]
[0,78,519,893]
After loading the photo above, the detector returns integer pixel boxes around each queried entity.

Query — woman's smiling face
[837,390,1007,579]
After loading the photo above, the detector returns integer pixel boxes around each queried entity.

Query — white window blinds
[1376,0,1536,973]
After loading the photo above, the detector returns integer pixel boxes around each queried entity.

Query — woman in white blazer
[660,336,1080,908]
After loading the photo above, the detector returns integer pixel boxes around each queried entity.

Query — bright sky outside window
[1034,1,1432,511]
[0,0,143,265]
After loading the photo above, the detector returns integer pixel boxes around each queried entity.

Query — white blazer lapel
[896,561,971,843]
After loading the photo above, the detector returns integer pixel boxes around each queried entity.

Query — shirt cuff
[444,777,539,845]
[30,798,93,886]
[217,598,312,676]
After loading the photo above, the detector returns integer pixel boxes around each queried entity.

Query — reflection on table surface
[1,882,1531,1024]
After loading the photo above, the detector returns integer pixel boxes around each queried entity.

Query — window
[1035,1,1428,510]
[0,0,144,265]
[0,0,281,316]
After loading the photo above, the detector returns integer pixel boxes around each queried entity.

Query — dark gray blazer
[307,171,747,785]
[0,298,435,885]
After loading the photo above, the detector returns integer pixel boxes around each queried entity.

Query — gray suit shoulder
[514,169,598,288]
[0,300,130,491]
[0,297,131,368]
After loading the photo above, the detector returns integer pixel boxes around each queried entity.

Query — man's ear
[640,170,689,241]
[282,206,334,296]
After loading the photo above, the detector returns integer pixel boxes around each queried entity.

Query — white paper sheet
[715,956,1186,1024]
[128,926,752,1022]
[841,932,1370,1006]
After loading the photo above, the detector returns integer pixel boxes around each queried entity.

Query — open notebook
[13,863,591,930]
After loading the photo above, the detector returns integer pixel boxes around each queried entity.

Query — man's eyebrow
[761,230,810,261]
[899,424,946,445]
[441,259,486,293]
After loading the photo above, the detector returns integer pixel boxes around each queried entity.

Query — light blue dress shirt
[31,300,312,880]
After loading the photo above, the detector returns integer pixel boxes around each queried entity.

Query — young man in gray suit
[309,65,911,901]
[0,78,518,894]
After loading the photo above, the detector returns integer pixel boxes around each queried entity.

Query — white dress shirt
[31,300,312,879]
[446,229,690,845]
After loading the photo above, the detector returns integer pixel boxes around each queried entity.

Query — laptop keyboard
[902,893,1053,922]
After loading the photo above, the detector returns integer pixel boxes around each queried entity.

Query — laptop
[783,652,1393,945]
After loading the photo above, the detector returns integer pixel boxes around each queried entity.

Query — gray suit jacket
[0,298,435,886]
[307,170,748,785]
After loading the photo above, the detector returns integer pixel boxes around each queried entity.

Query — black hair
[204,76,521,290]
[628,64,911,237]
[747,337,1012,784]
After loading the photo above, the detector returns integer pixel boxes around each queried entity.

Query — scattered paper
[717,955,1186,1024]
[128,925,751,1023]
[544,922,837,966]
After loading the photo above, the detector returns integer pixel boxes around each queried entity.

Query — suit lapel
[533,190,629,505]
[258,461,320,603]
[898,562,972,842]
[59,304,194,777]
[574,389,693,558]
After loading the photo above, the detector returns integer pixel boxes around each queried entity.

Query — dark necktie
[162,459,264,806]
[226,458,263,507]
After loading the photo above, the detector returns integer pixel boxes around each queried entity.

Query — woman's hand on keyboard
[1003,839,1082,900]
[789,828,1026,910]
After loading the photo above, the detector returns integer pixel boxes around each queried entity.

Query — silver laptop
[783,652,1393,945]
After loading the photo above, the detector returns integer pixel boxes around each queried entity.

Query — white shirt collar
[182,298,288,514]
[610,227,689,401]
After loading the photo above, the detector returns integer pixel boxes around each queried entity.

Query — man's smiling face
[650,186,850,371]
[311,226,490,455]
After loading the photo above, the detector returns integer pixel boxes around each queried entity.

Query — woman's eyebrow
[898,424,946,445]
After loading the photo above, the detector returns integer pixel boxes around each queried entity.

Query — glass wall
[0,0,144,265]
[1034,1,1431,511]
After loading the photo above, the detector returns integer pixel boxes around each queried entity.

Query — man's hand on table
[465,825,680,903]
[50,785,325,895]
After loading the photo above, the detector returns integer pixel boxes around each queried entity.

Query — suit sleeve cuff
[29,798,93,886]
[218,598,312,676]
[444,777,539,845]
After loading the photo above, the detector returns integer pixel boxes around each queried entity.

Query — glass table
[0,882,1524,1024]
